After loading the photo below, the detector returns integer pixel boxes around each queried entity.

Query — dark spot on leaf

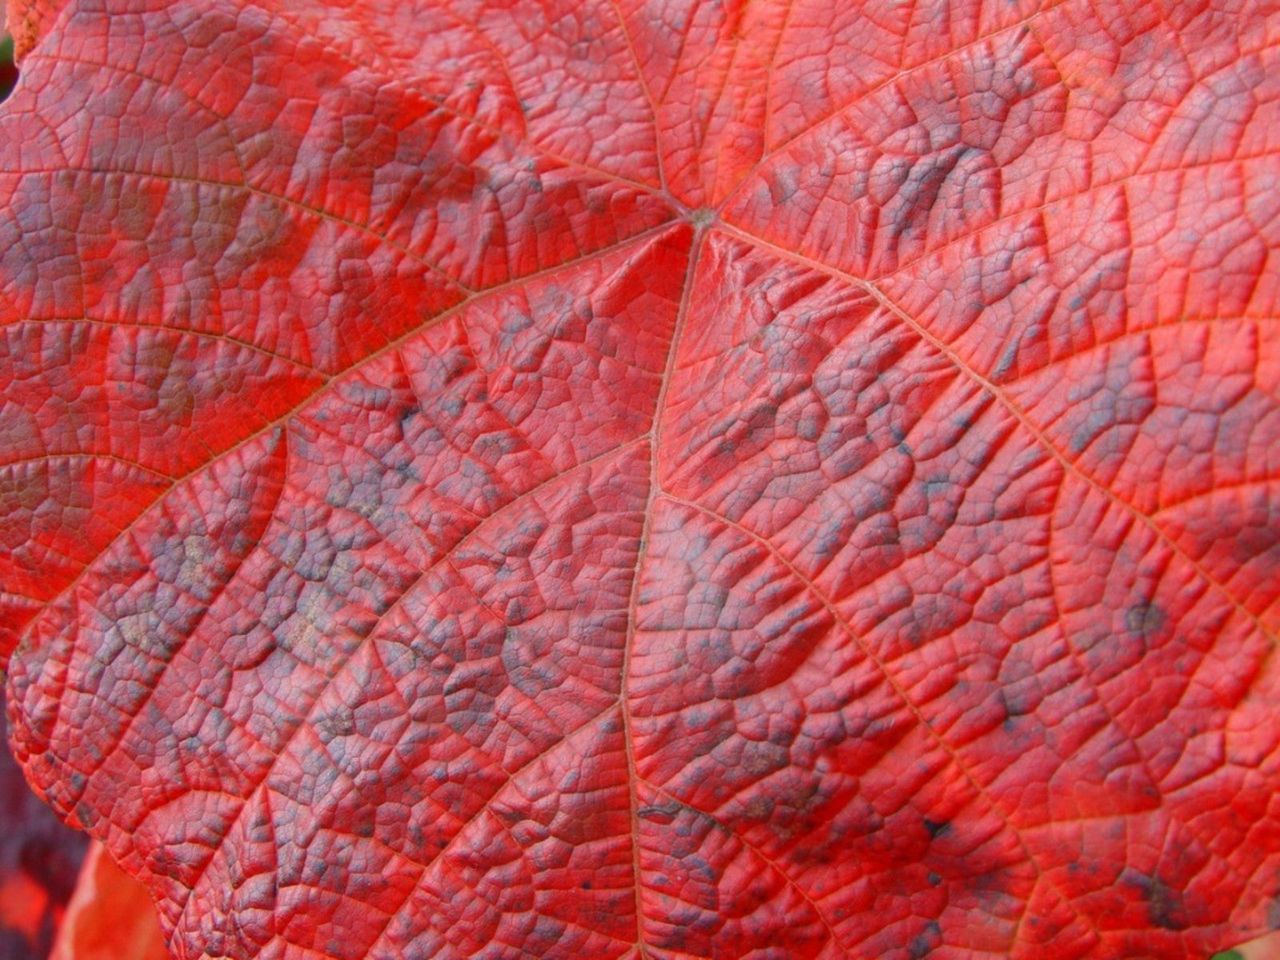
[999,688,1031,722]
[909,920,943,958]
[494,805,522,824]
[1126,601,1166,638]
[992,340,1020,382]
[923,818,951,839]
[317,708,356,740]
[1127,871,1190,931]
[637,802,680,825]
[741,795,774,820]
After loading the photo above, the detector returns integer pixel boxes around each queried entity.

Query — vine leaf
[2,1,1279,958]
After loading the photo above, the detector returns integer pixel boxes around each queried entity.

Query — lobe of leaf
[2,1,1279,959]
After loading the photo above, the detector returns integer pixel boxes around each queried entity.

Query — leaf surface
[2,1,1280,958]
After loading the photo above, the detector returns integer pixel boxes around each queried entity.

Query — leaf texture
[2,1,1280,958]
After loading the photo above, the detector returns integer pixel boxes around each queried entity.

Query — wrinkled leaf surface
[2,1,1280,958]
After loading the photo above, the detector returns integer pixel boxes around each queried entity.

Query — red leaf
[50,841,168,960]
[3,1,1280,958]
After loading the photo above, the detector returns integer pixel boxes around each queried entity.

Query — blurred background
[0,690,86,959]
